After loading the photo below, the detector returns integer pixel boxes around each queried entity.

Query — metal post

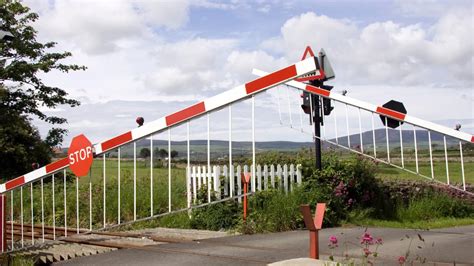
[30,183,33,244]
[75,176,79,234]
[42,178,45,241]
[133,142,137,220]
[63,170,67,237]
[312,93,322,170]
[103,154,106,228]
[118,147,121,224]
[207,114,211,202]
[150,134,154,216]
[186,123,191,209]
[0,194,6,253]
[229,105,233,198]
[168,129,172,212]
[251,95,256,192]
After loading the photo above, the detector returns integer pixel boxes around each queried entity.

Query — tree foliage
[0,1,85,179]
[139,147,150,159]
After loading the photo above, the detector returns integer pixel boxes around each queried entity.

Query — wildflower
[329,235,338,245]
[398,256,406,264]
[375,237,383,245]
[360,232,374,245]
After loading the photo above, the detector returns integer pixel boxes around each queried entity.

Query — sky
[24,0,473,145]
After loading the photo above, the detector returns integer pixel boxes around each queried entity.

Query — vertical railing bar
[41,178,45,242]
[103,154,106,228]
[52,174,55,240]
[309,93,314,138]
[252,95,256,193]
[30,183,33,244]
[345,104,351,148]
[358,108,363,153]
[276,87,282,125]
[399,121,404,168]
[385,117,390,163]
[75,175,79,234]
[118,147,121,224]
[413,125,419,173]
[443,136,450,185]
[168,128,172,212]
[207,113,211,203]
[20,186,23,247]
[333,100,338,144]
[10,190,13,250]
[286,86,293,127]
[428,131,434,179]
[186,122,191,209]
[89,171,92,231]
[459,141,466,191]
[150,134,154,217]
[63,169,67,237]
[229,104,233,198]
[298,90,304,132]
[133,141,137,221]
[371,112,376,158]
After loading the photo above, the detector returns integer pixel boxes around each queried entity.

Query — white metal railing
[254,69,473,195]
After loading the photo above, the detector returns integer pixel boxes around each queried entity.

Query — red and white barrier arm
[0,57,319,193]
[253,69,473,144]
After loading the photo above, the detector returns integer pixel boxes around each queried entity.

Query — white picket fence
[188,164,302,204]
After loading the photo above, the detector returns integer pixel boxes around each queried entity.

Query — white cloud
[262,10,473,87]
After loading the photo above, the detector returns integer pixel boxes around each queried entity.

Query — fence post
[0,194,6,253]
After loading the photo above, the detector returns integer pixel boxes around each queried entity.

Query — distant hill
[61,128,462,159]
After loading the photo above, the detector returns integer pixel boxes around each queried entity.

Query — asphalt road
[57,225,474,265]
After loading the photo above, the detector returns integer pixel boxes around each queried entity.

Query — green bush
[240,189,304,234]
[190,200,240,231]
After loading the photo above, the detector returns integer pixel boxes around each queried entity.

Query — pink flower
[376,238,383,245]
[329,235,338,245]
[398,256,406,264]
[360,232,374,245]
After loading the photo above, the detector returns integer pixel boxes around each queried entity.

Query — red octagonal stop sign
[68,134,93,177]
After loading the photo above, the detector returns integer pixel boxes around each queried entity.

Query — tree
[139,148,150,159]
[170,150,178,159]
[158,148,168,159]
[0,1,85,178]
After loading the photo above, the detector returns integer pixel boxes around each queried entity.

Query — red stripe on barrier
[5,176,25,190]
[166,102,206,126]
[101,131,133,151]
[245,65,297,94]
[45,158,69,173]
[376,106,406,120]
[471,136,474,143]
[306,85,331,97]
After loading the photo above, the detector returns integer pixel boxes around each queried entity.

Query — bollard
[300,203,326,259]
[241,172,251,221]
[0,194,6,253]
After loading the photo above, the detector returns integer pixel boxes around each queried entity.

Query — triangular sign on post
[300,46,315,60]
[295,46,325,82]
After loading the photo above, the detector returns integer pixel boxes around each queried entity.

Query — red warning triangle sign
[300,46,315,60]
[295,45,325,82]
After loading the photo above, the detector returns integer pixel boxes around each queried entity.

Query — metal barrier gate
[0,53,472,254]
